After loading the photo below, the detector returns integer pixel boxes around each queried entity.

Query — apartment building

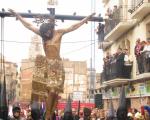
[98,0,150,110]
[0,55,18,103]
[61,59,88,102]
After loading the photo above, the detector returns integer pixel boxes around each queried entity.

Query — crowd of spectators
[102,48,133,81]
[101,38,150,81]
[5,102,150,120]
[96,5,120,42]
[134,38,150,74]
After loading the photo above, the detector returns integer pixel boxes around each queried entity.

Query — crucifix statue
[8,8,95,120]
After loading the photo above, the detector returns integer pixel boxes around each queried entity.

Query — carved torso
[42,31,63,59]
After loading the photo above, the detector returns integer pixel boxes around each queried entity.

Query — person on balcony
[146,40,150,72]
[104,8,113,35]
[110,53,117,79]
[116,48,125,78]
[105,8,113,19]
[103,58,108,81]
[141,40,150,72]
[134,38,144,74]
[112,5,119,28]
[104,52,111,80]
[96,23,104,42]
[123,49,133,78]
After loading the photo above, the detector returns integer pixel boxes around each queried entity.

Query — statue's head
[39,21,55,41]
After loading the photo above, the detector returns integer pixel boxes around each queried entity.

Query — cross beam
[0,11,103,22]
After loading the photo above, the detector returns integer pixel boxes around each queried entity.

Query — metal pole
[0,15,4,86]
[0,14,8,120]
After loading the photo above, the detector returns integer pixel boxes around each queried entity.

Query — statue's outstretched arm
[59,13,96,34]
[8,9,40,35]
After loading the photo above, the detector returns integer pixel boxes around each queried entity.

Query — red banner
[57,101,95,110]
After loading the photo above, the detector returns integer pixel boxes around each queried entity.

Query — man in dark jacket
[116,48,125,78]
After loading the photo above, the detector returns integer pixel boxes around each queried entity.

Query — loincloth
[32,55,65,94]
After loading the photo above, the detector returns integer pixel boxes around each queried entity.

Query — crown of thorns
[33,15,56,26]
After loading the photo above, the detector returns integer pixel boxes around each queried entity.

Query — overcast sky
[0,0,104,72]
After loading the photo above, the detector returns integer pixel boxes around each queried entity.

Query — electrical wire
[16,42,95,71]
[2,39,98,44]
[1,17,5,74]
[2,38,97,60]
[63,42,95,55]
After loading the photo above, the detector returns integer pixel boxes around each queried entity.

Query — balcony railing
[101,63,132,82]
[130,0,149,14]
[129,0,150,20]
[101,51,150,82]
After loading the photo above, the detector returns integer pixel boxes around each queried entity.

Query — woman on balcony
[134,38,144,74]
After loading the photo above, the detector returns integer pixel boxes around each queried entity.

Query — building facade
[20,35,43,102]
[0,55,19,104]
[98,0,150,111]
[87,68,96,103]
[61,59,88,102]
[20,59,34,102]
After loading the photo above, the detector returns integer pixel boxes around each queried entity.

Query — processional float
[0,0,103,120]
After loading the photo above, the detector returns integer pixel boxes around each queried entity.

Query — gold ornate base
[31,55,65,119]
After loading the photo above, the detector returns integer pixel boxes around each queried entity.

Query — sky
[0,0,104,72]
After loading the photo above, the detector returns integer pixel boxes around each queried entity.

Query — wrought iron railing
[130,0,150,14]
[101,51,150,81]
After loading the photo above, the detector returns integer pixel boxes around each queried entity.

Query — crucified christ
[8,8,95,120]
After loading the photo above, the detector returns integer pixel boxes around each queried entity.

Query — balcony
[102,73,150,88]
[105,19,137,42]
[101,50,150,87]
[131,73,150,83]
[101,70,132,87]
[130,0,150,20]
[103,78,130,87]
[103,5,137,42]
[98,41,113,49]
